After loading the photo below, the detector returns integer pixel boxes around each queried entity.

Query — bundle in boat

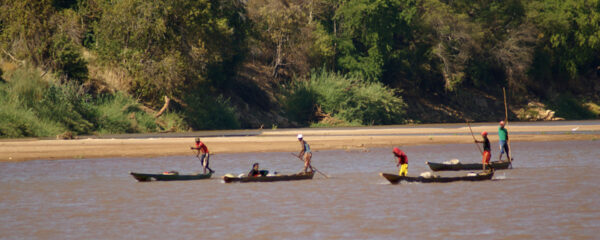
[379,170,494,184]
[222,172,314,183]
[426,159,510,171]
[130,171,212,182]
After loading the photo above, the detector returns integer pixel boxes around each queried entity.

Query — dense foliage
[0,0,598,137]
[0,67,184,138]
[285,69,406,126]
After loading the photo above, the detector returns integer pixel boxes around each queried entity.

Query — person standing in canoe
[393,147,408,176]
[297,134,314,173]
[498,121,511,162]
[474,131,491,170]
[190,137,214,174]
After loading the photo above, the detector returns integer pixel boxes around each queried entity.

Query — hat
[297,134,303,139]
[393,147,401,155]
[481,131,488,136]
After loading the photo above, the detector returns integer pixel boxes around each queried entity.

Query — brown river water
[1,140,599,239]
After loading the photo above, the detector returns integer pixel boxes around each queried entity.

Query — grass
[0,66,179,138]
[285,69,407,126]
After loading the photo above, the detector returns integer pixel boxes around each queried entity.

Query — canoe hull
[379,171,494,184]
[222,172,314,183]
[426,160,510,171]
[130,172,212,182]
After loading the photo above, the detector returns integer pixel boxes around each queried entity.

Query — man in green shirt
[498,121,510,161]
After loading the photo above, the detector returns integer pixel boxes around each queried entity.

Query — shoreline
[1,123,599,162]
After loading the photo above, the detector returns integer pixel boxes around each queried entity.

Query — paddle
[467,120,483,155]
[503,87,513,168]
[290,153,330,178]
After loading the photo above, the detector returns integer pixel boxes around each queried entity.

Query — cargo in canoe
[130,172,212,182]
[426,160,510,171]
[379,171,494,184]
[222,172,314,183]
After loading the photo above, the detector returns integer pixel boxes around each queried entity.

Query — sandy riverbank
[1,123,599,162]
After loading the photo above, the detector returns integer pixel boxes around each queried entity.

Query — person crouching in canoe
[190,137,214,174]
[393,147,408,176]
[249,163,261,177]
[297,134,314,173]
[474,131,491,170]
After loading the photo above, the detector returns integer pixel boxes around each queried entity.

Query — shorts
[482,150,491,164]
[201,153,210,167]
[499,140,509,154]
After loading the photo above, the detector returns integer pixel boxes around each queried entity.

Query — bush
[94,92,159,134]
[283,82,319,124]
[285,69,407,126]
[35,83,95,135]
[183,92,240,130]
[0,80,65,138]
[50,34,89,83]
[0,66,163,137]
[548,94,596,120]
[157,112,189,132]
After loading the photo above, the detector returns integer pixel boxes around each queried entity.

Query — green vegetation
[0,67,184,138]
[285,69,406,126]
[547,95,597,120]
[0,0,599,137]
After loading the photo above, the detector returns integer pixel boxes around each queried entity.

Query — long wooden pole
[290,153,330,178]
[467,121,483,154]
[503,87,513,164]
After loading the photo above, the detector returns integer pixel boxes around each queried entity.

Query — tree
[0,0,56,66]
[94,0,249,105]
[330,0,418,81]
[528,0,600,84]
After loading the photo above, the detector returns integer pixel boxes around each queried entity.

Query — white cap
[297,134,303,139]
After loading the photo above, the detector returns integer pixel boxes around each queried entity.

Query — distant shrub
[157,112,189,132]
[283,82,319,124]
[50,34,89,83]
[548,94,596,120]
[285,69,407,126]
[94,92,159,134]
[34,83,95,134]
[0,67,163,137]
[183,92,240,130]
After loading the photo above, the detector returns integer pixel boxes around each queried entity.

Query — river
[1,140,599,239]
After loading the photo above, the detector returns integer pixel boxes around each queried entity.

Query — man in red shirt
[393,147,408,176]
[191,137,214,174]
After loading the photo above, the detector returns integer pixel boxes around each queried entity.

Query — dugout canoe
[130,172,212,182]
[426,160,510,171]
[222,172,314,183]
[379,171,494,184]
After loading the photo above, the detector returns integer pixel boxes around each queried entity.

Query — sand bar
[1,122,599,162]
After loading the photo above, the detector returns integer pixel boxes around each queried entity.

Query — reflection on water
[1,141,599,239]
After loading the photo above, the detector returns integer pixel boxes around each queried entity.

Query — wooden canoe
[379,171,494,184]
[222,172,314,183]
[130,172,212,182]
[426,160,510,171]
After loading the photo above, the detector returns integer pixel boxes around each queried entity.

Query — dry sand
[1,123,599,162]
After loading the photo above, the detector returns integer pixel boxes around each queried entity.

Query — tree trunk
[154,95,170,118]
